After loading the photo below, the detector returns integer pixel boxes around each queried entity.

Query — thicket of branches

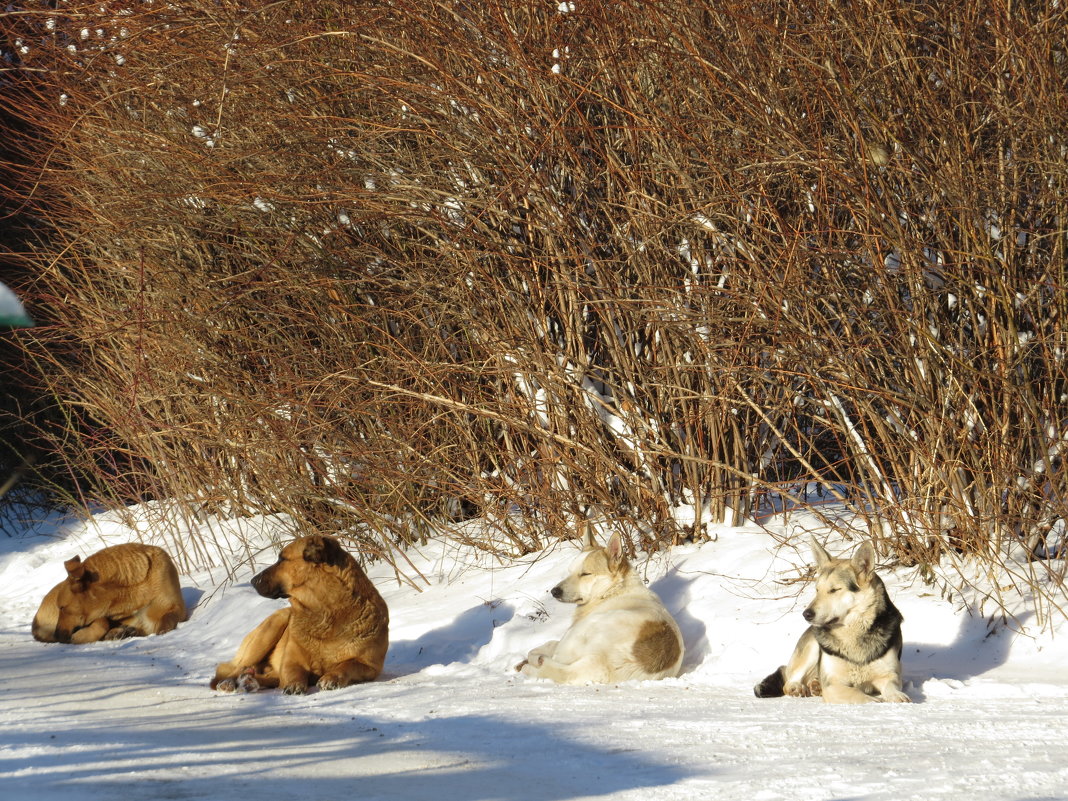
[1,1,1067,606]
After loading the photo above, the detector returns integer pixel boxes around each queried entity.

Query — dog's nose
[551,585,563,599]
[802,608,815,622]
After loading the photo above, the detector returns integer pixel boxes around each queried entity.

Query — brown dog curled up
[32,543,187,644]
[211,535,389,695]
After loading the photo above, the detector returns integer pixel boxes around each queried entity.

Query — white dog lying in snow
[516,528,684,684]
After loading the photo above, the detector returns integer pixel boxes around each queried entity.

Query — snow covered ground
[2,503,1067,801]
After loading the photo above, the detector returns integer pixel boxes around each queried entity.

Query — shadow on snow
[650,568,709,675]
[906,608,1030,700]
[385,599,516,677]
[0,641,695,801]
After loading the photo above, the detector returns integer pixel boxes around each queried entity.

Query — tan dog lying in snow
[32,543,187,643]
[212,535,389,694]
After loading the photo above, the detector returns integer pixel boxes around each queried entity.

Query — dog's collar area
[816,608,902,665]
[817,638,895,665]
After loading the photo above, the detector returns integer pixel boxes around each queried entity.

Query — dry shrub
[1,1,1067,614]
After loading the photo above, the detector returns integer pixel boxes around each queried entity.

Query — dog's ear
[851,541,876,582]
[64,555,84,579]
[605,532,627,569]
[810,538,832,568]
[302,536,348,569]
[578,520,597,550]
[64,556,95,592]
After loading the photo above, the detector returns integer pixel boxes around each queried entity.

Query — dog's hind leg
[103,624,143,640]
[110,603,167,639]
[68,617,112,644]
[153,608,185,636]
[116,600,178,638]
[142,597,187,635]
[211,608,291,690]
[753,666,787,698]
[515,640,560,673]
[520,652,609,684]
[317,658,382,690]
[870,671,911,703]
[232,608,290,665]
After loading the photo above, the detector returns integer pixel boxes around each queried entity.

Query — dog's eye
[828,587,840,594]
[580,572,591,577]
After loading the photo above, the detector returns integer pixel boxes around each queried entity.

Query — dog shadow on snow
[384,600,517,678]
[905,609,1031,702]
[650,570,709,675]
[181,586,206,616]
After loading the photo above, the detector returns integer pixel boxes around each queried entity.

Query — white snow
[2,504,1068,800]
[0,281,33,327]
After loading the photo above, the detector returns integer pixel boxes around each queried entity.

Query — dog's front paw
[235,669,260,693]
[214,668,260,693]
[784,679,820,697]
[882,690,912,703]
[282,682,308,695]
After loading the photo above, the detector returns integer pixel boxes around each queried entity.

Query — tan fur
[32,543,187,644]
[517,528,684,684]
[211,535,389,695]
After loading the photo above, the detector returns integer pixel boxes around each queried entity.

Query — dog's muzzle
[804,608,840,628]
[251,569,287,599]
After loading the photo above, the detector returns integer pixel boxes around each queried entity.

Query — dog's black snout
[250,572,266,593]
[551,585,563,599]
[802,608,815,622]
[251,569,286,599]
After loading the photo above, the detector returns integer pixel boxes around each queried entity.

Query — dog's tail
[753,666,786,698]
